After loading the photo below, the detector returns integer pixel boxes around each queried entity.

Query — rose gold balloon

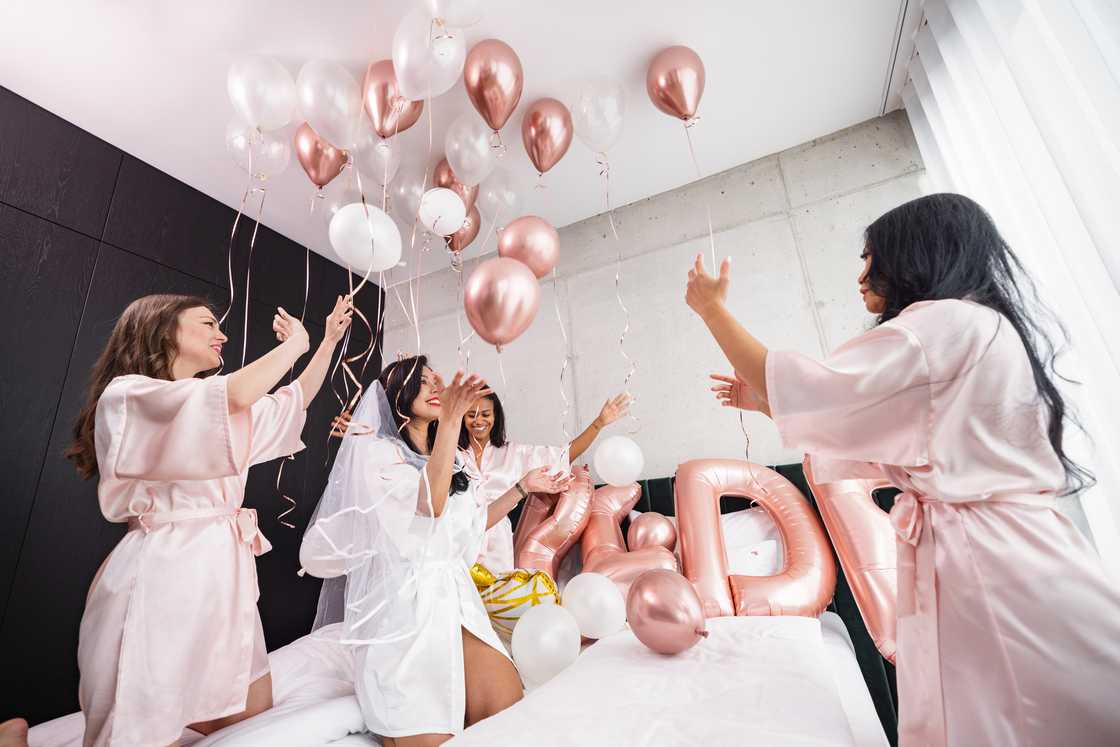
[627,512,677,553]
[448,205,481,253]
[675,459,836,618]
[521,98,572,176]
[496,215,559,278]
[804,456,898,663]
[463,257,541,349]
[464,39,523,132]
[293,122,348,188]
[433,157,478,213]
[513,494,553,555]
[626,569,708,655]
[582,484,678,599]
[362,60,424,139]
[515,465,593,579]
[646,45,705,121]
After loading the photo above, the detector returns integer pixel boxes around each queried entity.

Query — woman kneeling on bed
[689,193,1120,746]
[300,356,570,746]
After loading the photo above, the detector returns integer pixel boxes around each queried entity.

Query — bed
[28,611,883,747]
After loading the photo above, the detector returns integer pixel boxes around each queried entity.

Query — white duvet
[30,615,883,747]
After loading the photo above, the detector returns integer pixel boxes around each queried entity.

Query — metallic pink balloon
[675,459,836,618]
[497,215,559,278]
[463,257,541,349]
[448,204,481,253]
[627,511,677,553]
[804,456,898,663]
[515,465,593,580]
[433,157,478,213]
[626,569,708,655]
[521,98,572,176]
[464,39,523,132]
[293,122,348,188]
[646,45,705,121]
[582,484,678,599]
[362,60,424,139]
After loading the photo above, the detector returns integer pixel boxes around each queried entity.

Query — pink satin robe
[766,299,1120,746]
[78,374,306,746]
[461,443,567,571]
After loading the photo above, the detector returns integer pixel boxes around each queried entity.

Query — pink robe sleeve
[101,375,252,481]
[765,322,931,468]
[246,381,307,465]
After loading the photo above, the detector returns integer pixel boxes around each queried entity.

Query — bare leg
[0,719,28,747]
[462,627,522,728]
[188,672,273,735]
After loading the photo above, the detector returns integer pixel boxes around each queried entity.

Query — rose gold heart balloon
[433,157,478,213]
[448,204,481,253]
[464,39,523,132]
[497,215,559,278]
[362,60,424,139]
[464,257,540,350]
[521,98,572,176]
[293,122,348,188]
[646,45,705,121]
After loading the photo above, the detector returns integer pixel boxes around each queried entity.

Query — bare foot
[0,719,29,747]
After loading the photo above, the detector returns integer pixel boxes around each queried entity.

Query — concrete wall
[383,110,930,480]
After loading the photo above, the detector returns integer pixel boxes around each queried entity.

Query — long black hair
[457,392,508,450]
[378,355,470,495]
[863,193,1092,495]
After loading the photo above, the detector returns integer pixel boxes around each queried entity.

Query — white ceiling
[0,0,909,271]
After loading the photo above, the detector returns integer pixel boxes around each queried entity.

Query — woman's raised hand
[710,372,768,412]
[685,254,730,321]
[519,466,574,496]
[324,295,354,345]
[440,372,493,421]
[272,307,310,353]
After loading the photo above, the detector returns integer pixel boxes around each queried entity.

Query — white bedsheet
[30,615,885,747]
[449,615,865,747]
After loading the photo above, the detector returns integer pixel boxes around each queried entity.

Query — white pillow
[627,507,784,576]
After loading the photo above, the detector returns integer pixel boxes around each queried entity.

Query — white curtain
[902,0,1120,580]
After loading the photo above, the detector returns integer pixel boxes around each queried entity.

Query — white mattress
[30,614,885,747]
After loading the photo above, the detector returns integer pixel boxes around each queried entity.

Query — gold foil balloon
[472,563,560,639]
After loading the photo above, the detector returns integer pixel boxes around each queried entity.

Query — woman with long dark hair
[459,389,630,571]
[300,356,569,746]
[690,193,1120,745]
[68,293,352,746]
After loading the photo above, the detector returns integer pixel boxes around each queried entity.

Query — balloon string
[241,186,268,368]
[683,122,716,269]
[598,153,639,434]
[551,267,572,442]
[498,349,508,388]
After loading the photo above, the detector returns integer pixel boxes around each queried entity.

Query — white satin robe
[766,299,1120,746]
[461,443,568,571]
[78,375,305,746]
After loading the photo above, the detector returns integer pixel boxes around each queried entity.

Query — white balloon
[317,177,362,228]
[391,161,428,223]
[423,0,483,27]
[511,603,581,687]
[418,187,467,236]
[445,111,497,185]
[478,166,521,229]
[225,118,290,181]
[227,55,296,131]
[561,573,626,639]
[329,203,403,274]
[392,8,466,101]
[593,435,645,487]
[296,60,363,148]
[571,76,626,154]
[352,125,403,185]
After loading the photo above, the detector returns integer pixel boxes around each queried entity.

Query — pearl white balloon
[329,203,402,274]
[317,178,361,228]
[225,118,290,181]
[296,60,363,148]
[390,161,427,223]
[352,125,402,186]
[423,0,483,27]
[561,572,626,639]
[511,603,581,687]
[479,166,522,230]
[571,76,626,153]
[594,435,645,487]
[445,111,497,186]
[418,187,467,236]
[227,55,296,131]
[392,8,466,101]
